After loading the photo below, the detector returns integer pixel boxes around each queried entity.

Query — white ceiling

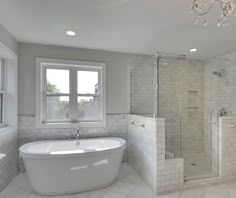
[0,0,236,57]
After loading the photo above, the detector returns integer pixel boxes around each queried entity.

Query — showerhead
[177,54,187,59]
[212,69,225,77]
[155,52,160,58]
[212,71,218,76]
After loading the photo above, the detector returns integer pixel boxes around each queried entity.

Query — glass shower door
[159,55,219,180]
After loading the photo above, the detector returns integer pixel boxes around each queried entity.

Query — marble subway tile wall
[159,57,205,157]
[128,115,158,191]
[128,115,184,194]
[0,129,18,192]
[157,158,184,193]
[18,114,128,170]
[155,119,184,194]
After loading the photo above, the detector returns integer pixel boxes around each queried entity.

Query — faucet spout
[75,128,81,140]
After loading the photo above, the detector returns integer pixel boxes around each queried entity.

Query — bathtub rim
[19,137,126,160]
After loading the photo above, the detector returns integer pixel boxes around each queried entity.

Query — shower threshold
[184,173,217,182]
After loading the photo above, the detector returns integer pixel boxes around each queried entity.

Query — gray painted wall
[18,43,146,115]
[0,24,18,54]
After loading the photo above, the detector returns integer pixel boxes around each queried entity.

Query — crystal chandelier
[190,0,236,27]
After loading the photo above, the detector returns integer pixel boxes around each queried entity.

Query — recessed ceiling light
[66,30,76,36]
[189,48,198,52]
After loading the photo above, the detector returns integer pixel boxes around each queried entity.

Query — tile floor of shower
[166,150,215,180]
[1,163,236,198]
[184,153,216,181]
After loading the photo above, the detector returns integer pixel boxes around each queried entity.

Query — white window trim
[0,58,6,128]
[0,42,18,131]
[36,58,106,128]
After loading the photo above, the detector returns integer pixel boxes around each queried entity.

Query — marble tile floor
[1,163,236,198]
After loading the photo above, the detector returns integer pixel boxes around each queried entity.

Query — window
[0,58,5,127]
[36,58,106,128]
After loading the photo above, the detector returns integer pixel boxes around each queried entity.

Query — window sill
[36,121,106,129]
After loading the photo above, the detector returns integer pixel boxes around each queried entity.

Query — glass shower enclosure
[130,52,236,181]
[158,56,218,180]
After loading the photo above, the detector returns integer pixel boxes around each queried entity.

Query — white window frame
[0,58,6,128]
[36,58,106,128]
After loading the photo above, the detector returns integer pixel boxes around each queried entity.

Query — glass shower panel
[158,57,182,158]
[129,55,157,117]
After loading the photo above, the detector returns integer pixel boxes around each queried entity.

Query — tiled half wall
[219,117,236,182]
[128,114,184,194]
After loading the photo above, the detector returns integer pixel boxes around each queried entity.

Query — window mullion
[42,67,47,123]
[0,59,5,126]
[69,68,77,122]
[98,70,103,121]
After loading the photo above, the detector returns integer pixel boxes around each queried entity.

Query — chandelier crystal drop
[190,0,236,26]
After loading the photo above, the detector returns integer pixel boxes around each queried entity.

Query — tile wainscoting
[18,114,128,170]
[0,128,18,192]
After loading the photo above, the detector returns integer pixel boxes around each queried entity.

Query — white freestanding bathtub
[19,138,126,195]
